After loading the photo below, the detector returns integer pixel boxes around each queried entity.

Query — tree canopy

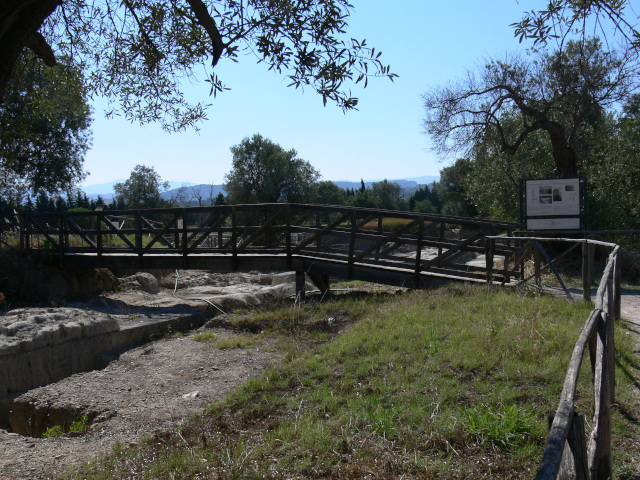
[224,134,320,204]
[1,0,396,132]
[114,164,170,209]
[0,51,91,197]
[423,38,636,177]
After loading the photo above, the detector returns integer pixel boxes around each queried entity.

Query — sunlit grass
[64,284,640,479]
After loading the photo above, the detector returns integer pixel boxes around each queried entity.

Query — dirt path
[0,328,278,480]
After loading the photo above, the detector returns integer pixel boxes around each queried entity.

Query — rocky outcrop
[0,308,120,402]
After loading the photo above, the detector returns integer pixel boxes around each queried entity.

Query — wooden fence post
[547,412,589,480]
[588,306,613,480]
[582,240,592,302]
[614,251,621,320]
[534,241,542,288]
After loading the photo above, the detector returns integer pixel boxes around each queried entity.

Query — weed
[463,404,535,449]
[215,335,256,350]
[69,414,91,434]
[191,331,218,343]
[42,425,65,438]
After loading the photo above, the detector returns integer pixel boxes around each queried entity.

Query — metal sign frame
[520,177,585,231]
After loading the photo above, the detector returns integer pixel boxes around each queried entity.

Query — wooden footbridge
[3,203,522,296]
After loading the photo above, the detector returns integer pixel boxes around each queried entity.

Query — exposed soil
[0,327,279,480]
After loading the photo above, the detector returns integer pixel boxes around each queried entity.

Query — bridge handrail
[3,204,523,287]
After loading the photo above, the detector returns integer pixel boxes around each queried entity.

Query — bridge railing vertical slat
[58,214,64,262]
[231,206,238,270]
[414,218,424,289]
[135,210,142,267]
[182,209,188,269]
[96,212,102,266]
[347,208,356,278]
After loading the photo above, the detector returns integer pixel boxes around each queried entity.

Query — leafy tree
[0,52,91,195]
[409,186,438,214]
[512,1,640,50]
[423,38,635,177]
[370,179,402,210]
[313,181,347,206]
[114,164,170,209]
[434,158,478,218]
[214,192,226,206]
[1,1,396,132]
[462,114,557,222]
[224,134,320,204]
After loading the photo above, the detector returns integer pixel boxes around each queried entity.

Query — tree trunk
[544,122,578,178]
[0,0,61,99]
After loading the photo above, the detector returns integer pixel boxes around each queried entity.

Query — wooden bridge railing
[489,236,620,479]
[1,204,522,287]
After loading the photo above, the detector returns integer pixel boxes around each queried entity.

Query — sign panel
[524,178,582,230]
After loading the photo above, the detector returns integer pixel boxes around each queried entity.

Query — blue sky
[80,1,590,188]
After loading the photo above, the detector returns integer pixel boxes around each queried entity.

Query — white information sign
[525,178,581,230]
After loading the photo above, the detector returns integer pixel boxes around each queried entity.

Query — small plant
[463,404,535,449]
[69,414,91,434]
[192,331,218,343]
[42,425,65,438]
[215,335,256,350]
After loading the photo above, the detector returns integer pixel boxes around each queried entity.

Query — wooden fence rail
[489,236,620,480]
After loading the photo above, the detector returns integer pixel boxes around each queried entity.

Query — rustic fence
[489,236,620,479]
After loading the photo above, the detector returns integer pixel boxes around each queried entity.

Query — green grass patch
[64,284,640,479]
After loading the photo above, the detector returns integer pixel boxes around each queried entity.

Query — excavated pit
[0,269,308,436]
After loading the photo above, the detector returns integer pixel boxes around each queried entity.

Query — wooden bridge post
[286,204,292,270]
[96,212,103,266]
[413,218,424,289]
[24,213,31,252]
[485,237,495,285]
[58,214,64,262]
[231,206,238,271]
[293,258,305,302]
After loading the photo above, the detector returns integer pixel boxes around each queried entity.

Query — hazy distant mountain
[160,184,226,204]
[81,176,440,203]
[81,179,126,195]
[332,176,439,191]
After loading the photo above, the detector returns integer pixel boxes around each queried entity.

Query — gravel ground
[0,328,278,480]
